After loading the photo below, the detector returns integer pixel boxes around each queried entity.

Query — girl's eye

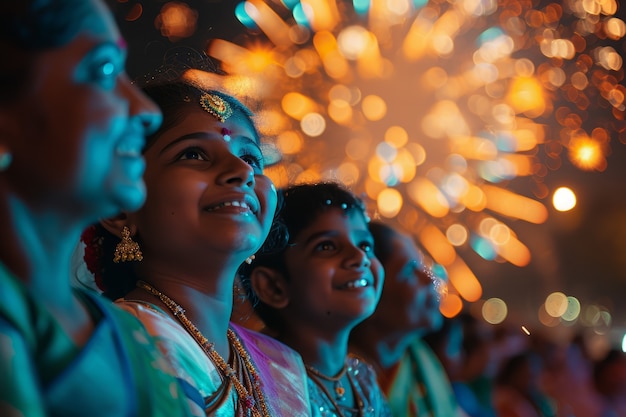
[315,241,336,252]
[241,153,264,170]
[179,149,207,161]
[239,144,265,172]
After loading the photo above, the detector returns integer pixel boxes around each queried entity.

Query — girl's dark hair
[0,0,92,102]
[237,182,368,329]
[82,79,260,300]
[141,81,260,150]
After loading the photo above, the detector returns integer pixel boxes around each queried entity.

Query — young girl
[349,221,460,417]
[83,77,311,416]
[238,182,392,416]
[0,1,191,416]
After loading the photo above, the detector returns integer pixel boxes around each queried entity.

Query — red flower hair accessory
[80,225,105,291]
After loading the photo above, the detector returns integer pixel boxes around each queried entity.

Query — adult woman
[84,78,310,415]
[239,182,391,416]
[0,1,191,416]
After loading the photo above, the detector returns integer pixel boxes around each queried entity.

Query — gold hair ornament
[200,93,233,122]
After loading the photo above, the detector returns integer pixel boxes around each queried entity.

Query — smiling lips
[337,278,372,290]
[204,200,257,215]
[115,138,144,158]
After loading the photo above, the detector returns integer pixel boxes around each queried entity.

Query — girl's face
[282,208,384,331]
[374,233,443,333]
[129,106,277,271]
[6,0,161,220]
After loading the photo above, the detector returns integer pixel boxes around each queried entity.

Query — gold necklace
[306,361,365,417]
[137,280,270,417]
[305,362,348,401]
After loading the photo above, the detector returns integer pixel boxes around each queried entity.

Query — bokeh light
[482,298,508,324]
[552,187,577,212]
[545,291,569,318]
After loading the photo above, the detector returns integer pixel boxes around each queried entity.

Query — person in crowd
[593,348,626,417]
[238,182,392,416]
[83,74,311,415]
[493,350,557,417]
[424,313,498,417]
[0,1,193,416]
[350,221,463,417]
[537,333,606,417]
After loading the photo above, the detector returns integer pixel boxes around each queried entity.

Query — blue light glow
[470,235,497,260]
[353,0,370,14]
[292,3,310,27]
[235,2,257,29]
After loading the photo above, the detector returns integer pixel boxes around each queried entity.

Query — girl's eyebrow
[303,230,338,245]
[159,132,212,155]
[158,132,260,155]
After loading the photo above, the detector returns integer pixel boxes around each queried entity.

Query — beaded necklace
[306,362,365,417]
[137,280,270,417]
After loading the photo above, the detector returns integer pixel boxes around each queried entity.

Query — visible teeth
[344,279,369,289]
[116,141,143,157]
[206,201,251,212]
[115,148,141,157]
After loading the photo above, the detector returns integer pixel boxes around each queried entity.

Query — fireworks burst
[198,0,625,315]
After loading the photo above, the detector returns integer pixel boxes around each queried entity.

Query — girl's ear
[250,267,289,309]
[100,212,135,237]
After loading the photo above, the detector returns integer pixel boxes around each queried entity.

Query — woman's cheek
[255,174,278,221]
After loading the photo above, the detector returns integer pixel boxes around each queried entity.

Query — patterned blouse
[117,299,312,416]
[309,355,393,417]
[0,263,192,417]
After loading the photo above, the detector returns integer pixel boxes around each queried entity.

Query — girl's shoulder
[231,323,312,417]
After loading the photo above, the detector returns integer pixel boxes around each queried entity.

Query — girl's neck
[279,325,351,376]
[129,271,236,358]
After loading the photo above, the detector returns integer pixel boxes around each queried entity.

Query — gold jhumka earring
[113,226,143,263]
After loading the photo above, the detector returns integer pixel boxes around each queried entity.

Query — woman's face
[374,232,443,334]
[129,106,277,271]
[5,0,161,220]
[281,208,384,331]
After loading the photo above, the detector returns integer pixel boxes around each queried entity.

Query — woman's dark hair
[237,182,368,329]
[81,79,260,300]
[367,221,399,265]
[0,0,92,102]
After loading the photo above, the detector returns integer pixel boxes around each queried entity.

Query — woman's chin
[112,181,147,213]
